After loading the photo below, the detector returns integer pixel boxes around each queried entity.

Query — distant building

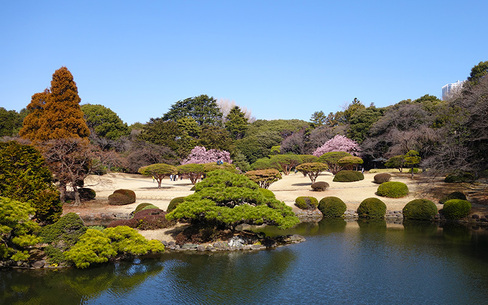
[442,80,465,100]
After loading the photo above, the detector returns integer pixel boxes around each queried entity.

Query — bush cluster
[357,198,386,219]
[376,181,409,198]
[333,170,364,182]
[167,197,186,213]
[444,172,475,183]
[373,173,391,184]
[402,199,438,221]
[294,196,319,210]
[439,192,467,204]
[64,226,164,268]
[318,196,347,218]
[134,203,156,213]
[108,189,136,205]
[311,181,329,191]
[441,199,471,220]
[39,213,87,264]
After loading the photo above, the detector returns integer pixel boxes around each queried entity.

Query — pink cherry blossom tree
[313,135,361,157]
[181,146,232,165]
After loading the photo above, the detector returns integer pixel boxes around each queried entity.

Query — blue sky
[1,1,486,125]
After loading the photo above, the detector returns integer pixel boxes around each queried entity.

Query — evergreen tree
[20,67,90,142]
[225,106,248,139]
[162,95,223,126]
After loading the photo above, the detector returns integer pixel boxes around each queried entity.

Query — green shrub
[108,189,136,205]
[376,181,409,198]
[79,188,96,201]
[108,209,174,230]
[294,196,319,210]
[439,192,467,204]
[403,199,438,221]
[167,197,186,213]
[357,198,387,219]
[65,227,164,268]
[318,196,347,218]
[373,173,391,184]
[311,181,329,191]
[258,188,276,199]
[444,172,475,183]
[134,203,154,213]
[441,199,471,220]
[333,170,364,182]
[40,212,86,245]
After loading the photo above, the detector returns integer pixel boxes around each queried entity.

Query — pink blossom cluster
[181,146,232,164]
[313,135,361,157]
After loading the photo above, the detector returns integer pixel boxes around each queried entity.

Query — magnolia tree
[181,146,232,165]
[313,135,361,157]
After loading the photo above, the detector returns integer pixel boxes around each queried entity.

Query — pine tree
[225,106,248,139]
[20,67,90,142]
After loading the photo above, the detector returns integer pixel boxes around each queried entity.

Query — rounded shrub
[357,198,387,219]
[108,189,136,205]
[376,181,409,198]
[108,208,174,230]
[311,181,329,191]
[373,173,391,184]
[439,192,467,204]
[403,199,438,221]
[134,203,154,213]
[79,188,96,201]
[167,197,186,213]
[318,196,347,218]
[294,196,319,210]
[258,188,276,199]
[441,199,471,220]
[333,170,364,182]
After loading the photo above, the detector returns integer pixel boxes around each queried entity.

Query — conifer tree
[20,67,90,142]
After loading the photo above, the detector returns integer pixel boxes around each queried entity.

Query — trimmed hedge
[134,203,154,213]
[403,199,438,221]
[441,199,471,220]
[108,208,174,230]
[318,196,347,218]
[373,173,391,184]
[376,181,409,198]
[311,181,329,191]
[295,196,319,210]
[357,198,386,219]
[108,189,136,205]
[333,170,364,182]
[167,197,186,213]
[439,192,467,204]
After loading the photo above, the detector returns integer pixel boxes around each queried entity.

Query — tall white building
[442,80,464,100]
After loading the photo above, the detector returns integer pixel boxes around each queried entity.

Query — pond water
[2,220,488,305]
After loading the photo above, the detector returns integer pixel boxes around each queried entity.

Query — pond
[2,220,488,305]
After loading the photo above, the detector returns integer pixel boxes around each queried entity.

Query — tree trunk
[73,187,82,206]
[58,182,67,203]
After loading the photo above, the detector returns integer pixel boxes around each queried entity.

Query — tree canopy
[20,67,90,142]
[0,141,62,224]
[81,104,130,140]
[162,95,223,126]
[138,163,177,188]
[166,170,299,230]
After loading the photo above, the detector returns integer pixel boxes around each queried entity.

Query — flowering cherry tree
[313,135,361,157]
[181,146,232,165]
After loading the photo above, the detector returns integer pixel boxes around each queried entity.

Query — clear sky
[1,0,486,125]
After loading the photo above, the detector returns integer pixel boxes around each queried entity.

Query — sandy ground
[77,172,441,242]
[83,171,436,213]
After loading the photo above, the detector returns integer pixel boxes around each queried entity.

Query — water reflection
[2,220,488,304]
[0,259,164,305]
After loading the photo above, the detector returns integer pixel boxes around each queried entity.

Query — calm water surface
[2,220,488,305]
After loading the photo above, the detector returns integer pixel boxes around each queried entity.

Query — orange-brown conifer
[20,67,90,142]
